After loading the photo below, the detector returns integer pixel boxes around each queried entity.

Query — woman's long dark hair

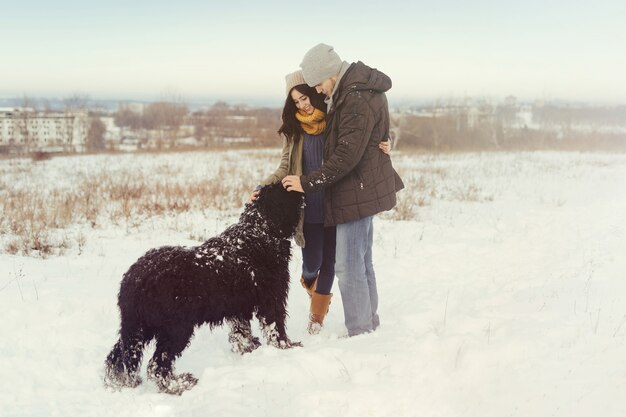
[277,84,326,144]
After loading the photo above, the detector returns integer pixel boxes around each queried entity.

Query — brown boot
[308,292,332,335]
[300,275,317,298]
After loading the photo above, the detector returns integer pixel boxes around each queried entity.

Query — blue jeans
[301,223,336,295]
[335,216,379,336]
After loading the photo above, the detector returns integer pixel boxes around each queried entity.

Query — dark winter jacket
[300,61,404,226]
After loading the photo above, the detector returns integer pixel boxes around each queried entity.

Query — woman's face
[290,89,315,115]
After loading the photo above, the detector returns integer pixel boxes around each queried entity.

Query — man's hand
[282,175,304,193]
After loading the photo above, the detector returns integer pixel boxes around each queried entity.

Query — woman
[252,70,390,334]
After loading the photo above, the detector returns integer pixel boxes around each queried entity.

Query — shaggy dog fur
[103,183,303,395]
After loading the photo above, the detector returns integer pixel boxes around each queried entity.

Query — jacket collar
[325,61,351,114]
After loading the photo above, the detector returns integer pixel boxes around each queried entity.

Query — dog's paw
[103,368,142,390]
[273,338,303,349]
[287,340,303,348]
[244,336,262,353]
[230,333,262,355]
[177,373,199,390]
[158,373,198,396]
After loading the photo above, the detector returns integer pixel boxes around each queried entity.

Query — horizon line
[1,93,625,108]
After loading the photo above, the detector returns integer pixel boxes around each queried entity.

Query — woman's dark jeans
[301,223,336,295]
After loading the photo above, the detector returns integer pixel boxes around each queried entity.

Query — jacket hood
[342,61,392,94]
[330,61,391,112]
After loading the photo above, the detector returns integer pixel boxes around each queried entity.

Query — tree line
[114,101,282,149]
[6,94,625,155]
[392,103,626,151]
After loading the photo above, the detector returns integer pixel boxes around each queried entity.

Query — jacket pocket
[355,166,365,190]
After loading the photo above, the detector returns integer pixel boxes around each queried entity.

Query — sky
[1,0,625,106]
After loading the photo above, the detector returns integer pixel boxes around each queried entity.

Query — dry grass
[0,150,274,257]
[5,148,609,257]
[0,148,506,255]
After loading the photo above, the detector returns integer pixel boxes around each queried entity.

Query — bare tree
[114,104,143,136]
[86,116,106,152]
[16,94,37,154]
[193,113,210,147]
[143,101,188,149]
[63,93,90,152]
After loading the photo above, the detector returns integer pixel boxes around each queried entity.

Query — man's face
[315,77,336,98]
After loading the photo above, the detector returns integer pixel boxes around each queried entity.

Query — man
[282,43,404,336]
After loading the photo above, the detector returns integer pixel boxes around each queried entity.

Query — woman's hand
[250,190,260,202]
[379,138,392,155]
[282,175,304,193]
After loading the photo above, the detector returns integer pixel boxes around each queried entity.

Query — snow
[1,150,626,417]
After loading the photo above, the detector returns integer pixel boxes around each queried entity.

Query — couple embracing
[254,43,404,337]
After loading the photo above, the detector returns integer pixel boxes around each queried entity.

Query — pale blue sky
[1,0,625,105]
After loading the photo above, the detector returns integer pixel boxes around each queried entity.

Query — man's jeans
[335,216,379,336]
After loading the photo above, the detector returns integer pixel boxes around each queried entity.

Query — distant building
[0,107,88,153]
[100,116,123,149]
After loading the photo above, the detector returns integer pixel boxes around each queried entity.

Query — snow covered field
[1,150,625,417]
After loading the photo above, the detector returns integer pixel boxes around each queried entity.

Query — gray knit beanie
[284,70,307,96]
[300,43,342,87]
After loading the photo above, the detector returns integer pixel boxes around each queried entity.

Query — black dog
[104,183,303,395]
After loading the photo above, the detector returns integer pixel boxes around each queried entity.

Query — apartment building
[0,107,88,153]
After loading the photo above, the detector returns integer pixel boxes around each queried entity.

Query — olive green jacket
[261,136,306,247]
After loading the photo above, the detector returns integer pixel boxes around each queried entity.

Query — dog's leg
[120,324,148,386]
[257,312,302,349]
[147,325,198,395]
[104,338,127,389]
[255,272,302,349]
[227,318,261,354]
[104,327,147,389]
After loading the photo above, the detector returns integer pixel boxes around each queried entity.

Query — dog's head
[252,182,304,238]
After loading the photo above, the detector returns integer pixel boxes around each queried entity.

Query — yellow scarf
[295,108,326,135]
